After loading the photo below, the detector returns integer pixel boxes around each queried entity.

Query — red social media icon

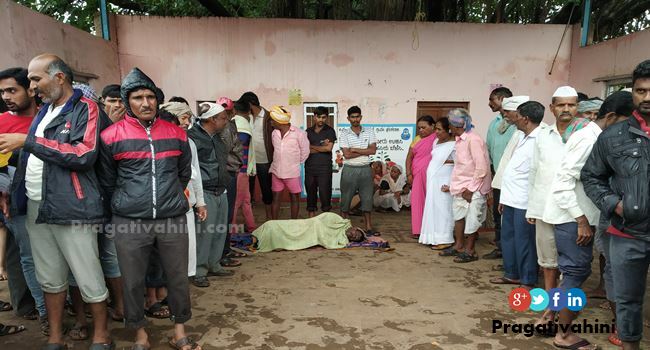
[508,287,531,312]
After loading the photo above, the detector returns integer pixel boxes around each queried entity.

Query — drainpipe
[580,0,591,46]
[100,0,110,40]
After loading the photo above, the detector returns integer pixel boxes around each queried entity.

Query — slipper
[41,344,68,350]
[431,244,452,251]
[552,339,597,349]
[220,258,241,267]
[0,300,12,312]
[0,274,7,281]
[0,324,26,336]
[169,336,202,349]
[608,331,622,347]
[144,302,170,319]
[453,252,479,263]
[489,277,520,285]
[439,247,461,257]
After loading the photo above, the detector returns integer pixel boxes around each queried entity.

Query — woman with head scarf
[372,164,410,212]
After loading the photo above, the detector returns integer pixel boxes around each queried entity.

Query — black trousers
[250,163,273,205]
[223,172,237,257]
[112,215,191,329]
[304,170,333,212]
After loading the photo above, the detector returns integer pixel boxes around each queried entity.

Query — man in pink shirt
[269,106,310,219]
[440,109,492,263]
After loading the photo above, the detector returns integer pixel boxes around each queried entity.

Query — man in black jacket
[17,54,112,350]
[98,68,198,350]
[188,102,234,288]
[582,60,650,350]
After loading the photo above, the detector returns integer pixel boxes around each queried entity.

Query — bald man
[10,54,112,349]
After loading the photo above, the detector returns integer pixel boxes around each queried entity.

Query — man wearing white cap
[268,106,310,219]
[526,86,585,329]
[484,87,515,260]
[188,102,235,288]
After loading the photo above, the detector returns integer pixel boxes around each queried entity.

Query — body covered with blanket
[252,212,364,252]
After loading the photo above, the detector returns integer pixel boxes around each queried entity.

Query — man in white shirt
[19,54,111,349]
[490,99,540,288]
[339,106,378,235]
[526,86,582,330]
[548,94,630,350]
[239,92,274,221]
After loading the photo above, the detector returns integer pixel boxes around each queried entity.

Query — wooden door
[416,101,470,121]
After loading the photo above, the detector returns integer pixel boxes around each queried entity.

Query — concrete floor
[1,205,647,349]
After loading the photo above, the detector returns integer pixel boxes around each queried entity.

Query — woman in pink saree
[406,115,437,238]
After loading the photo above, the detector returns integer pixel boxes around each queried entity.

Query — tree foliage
[13,0,650,43]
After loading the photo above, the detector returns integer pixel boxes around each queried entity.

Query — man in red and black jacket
[10,54,112,350]
[97,67,198,350]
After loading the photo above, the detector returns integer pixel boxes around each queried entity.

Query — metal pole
[580,0,591,46]
[100,0,110,40]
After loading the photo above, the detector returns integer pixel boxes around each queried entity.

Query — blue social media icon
[548,288,566,311]
[566,288,587,311]
[401,128,411,141]
[529,288,549,312]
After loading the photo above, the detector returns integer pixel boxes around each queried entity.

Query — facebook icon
[548,288,566,311]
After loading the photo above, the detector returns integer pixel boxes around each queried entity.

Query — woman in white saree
[419,118,456,248]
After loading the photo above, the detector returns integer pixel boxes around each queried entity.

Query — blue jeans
[595,216,614,302]
[500,206,538,285]
[554,222,593,290]
[610,234,650,342]
[6,215,46,317]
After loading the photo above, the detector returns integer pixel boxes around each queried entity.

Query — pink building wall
[0,0,120,93]
[568,26,650,97]
[115,16,574,135]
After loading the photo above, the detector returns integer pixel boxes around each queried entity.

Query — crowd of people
[0,52,647,350]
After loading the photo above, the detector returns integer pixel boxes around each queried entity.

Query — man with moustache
[305,106,337,217]
[98,68,197,350]
[11,54,112,350]
[101,84,125,123]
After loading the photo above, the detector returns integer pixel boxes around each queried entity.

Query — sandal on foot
[23,309,39,320]
[169,336,202,349]
[0,300,12,312]
[608,331,622,347]
[489,277,520,285]
[0,324,25,336]
[68,324,89,341]
[191,277,210,288]
[453,252,478,263]
[430,244,452,251]
[89,341,116,350]
[40,317,50,336]
[144,302,170,319]
[41,344,68,350]
[220,258,241,267]
[552,339,597,350]
[439,247,461,257]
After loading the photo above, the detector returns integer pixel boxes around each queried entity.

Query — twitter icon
[529,288,549,312]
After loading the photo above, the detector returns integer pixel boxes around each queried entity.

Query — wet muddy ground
[1,207,646,349]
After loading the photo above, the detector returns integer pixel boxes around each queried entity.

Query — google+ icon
[508,288,586,312]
